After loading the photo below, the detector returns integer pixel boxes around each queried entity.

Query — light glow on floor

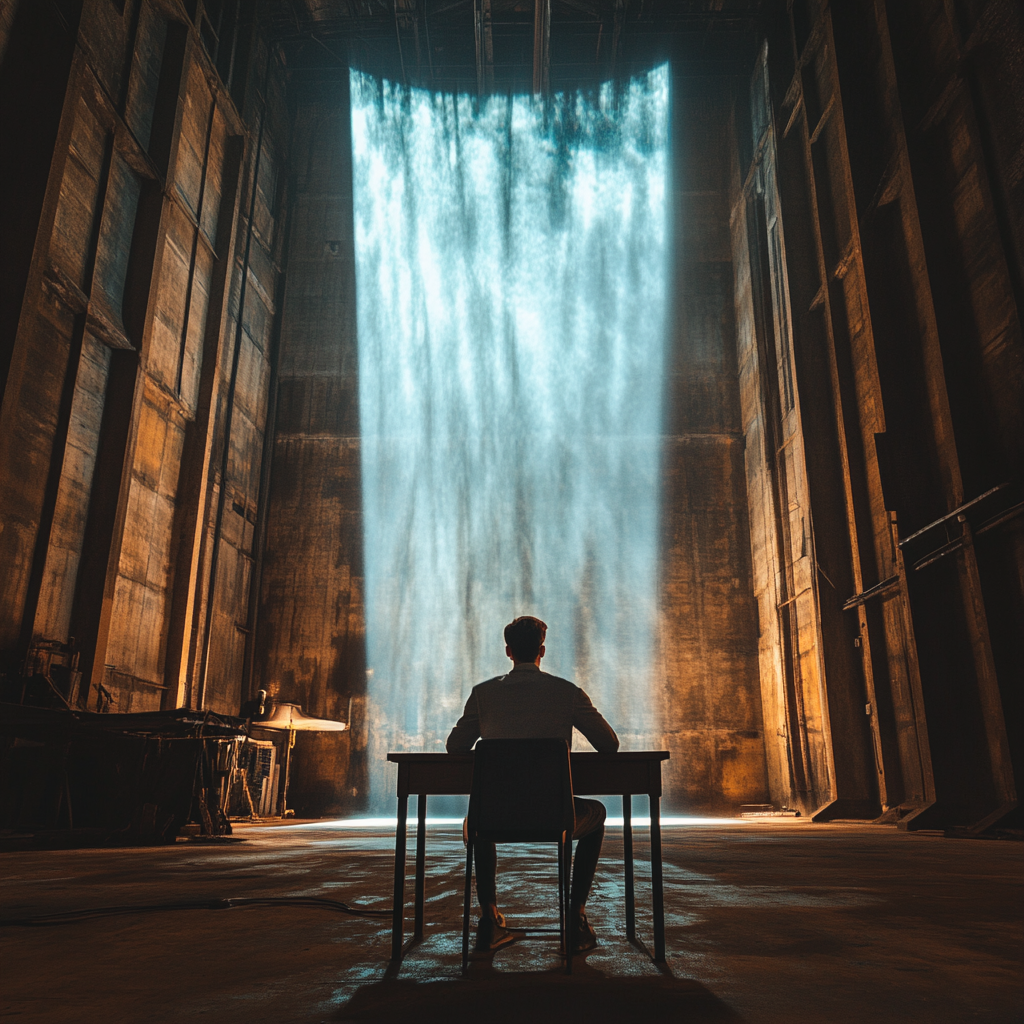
[263,816,748,829]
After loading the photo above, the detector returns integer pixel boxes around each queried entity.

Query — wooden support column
[770,3,884,819]
[70,350,143,706]
[0,49,84,653]
[163,133,246,709]
[71,23,193,705]
[0,0,79,398]
[23,122,118,654]
[193,74,269,712]
[798,2,921,813]
[957,519,1016,806]
[737,43,836,815]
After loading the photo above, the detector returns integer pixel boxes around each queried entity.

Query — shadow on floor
[332,963,744,1023]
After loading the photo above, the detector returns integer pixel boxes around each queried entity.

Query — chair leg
[563,834,573,974]
[557,835,564,950]
[462,836,474,973]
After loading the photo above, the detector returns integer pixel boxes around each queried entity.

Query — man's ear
[506,645,514,659]
[538,644,545,659]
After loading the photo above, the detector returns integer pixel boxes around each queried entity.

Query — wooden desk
[386,751,670,963]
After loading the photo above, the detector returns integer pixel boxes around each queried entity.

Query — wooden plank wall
[729,0,1023,829]
[730,44,840,818]
[0,0,287,720]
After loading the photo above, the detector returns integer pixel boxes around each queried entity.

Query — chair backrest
[468,738,575,842]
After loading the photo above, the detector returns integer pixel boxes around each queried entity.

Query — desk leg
[622,794,635,941]
[391,794,408,961]
[414,794,427,939]
[650,794,665,962]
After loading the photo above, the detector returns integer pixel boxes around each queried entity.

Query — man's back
[446,663,619,753]
[451,616,617,954]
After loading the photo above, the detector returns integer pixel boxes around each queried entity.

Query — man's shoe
[571,907,598,953]
[475,912,519,953]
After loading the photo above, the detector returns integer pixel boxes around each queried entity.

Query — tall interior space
[0,2,1022,1019]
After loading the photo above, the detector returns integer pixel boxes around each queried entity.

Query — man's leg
[569,798,606,951]
[473,840,517,951]
[569,798,606,906]
[475,840,498,910]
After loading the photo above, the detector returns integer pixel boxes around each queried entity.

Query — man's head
[504,616,548,665]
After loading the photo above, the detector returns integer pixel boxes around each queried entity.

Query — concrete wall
[254,71,366,816]
[255,66,771,817]
[656,73,770,814]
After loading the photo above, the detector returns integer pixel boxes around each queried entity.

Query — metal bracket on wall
[898,482,1022,572]
[898,482,1009,547]
[842,575,899,611]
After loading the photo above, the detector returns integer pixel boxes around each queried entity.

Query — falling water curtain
[350,67,671,810]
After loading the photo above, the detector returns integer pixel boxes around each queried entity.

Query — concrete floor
[1,820,1020,1023]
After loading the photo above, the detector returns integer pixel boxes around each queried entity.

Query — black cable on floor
[0,895,393,927]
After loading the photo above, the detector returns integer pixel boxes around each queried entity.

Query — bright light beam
[350,67,672,811]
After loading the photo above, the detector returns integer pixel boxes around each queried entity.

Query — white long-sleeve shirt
[445,662,619,753]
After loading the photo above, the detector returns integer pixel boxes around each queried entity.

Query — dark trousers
[475,798,606,910]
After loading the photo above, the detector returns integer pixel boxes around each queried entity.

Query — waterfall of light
[350,66,671,810]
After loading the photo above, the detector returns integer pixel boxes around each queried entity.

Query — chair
[462,738,576,974]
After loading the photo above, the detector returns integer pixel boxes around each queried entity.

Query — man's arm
[445,690,481,753]
[572,687,619,752]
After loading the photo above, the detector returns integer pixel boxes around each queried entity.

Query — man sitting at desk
[446,615,619,953]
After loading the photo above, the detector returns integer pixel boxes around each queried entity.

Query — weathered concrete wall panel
[657,74,768,814]
[256,77,365,815]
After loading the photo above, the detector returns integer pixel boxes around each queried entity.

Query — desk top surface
[387,751,670,762]
[387,751,669,796]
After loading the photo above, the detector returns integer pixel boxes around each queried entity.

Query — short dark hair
[504,616,548,662]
